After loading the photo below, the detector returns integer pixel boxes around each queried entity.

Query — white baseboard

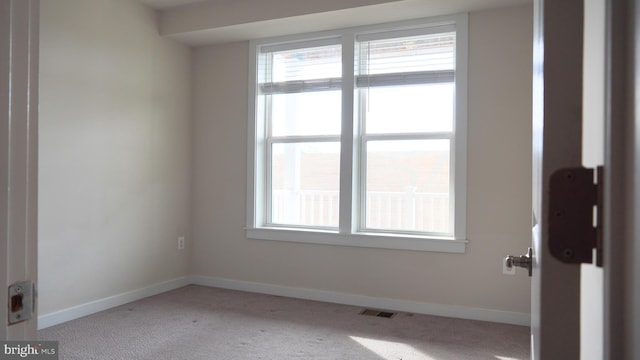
[38,277,191,329]
[189,275,531,326]
[38,275,529,329]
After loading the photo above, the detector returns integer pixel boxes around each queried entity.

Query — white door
[0,0,39,340]
[529,0,586,358]
[605,0,640,358]
[580,0,605,359]
[527,0,640,358]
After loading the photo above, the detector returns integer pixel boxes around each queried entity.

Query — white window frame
[247,14,468,253]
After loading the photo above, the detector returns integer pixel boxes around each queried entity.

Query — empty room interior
[36,0,535,358]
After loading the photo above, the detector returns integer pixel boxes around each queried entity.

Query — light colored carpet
[39,285,530,360]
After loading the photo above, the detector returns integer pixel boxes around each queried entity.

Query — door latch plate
[548,166,603,266]
[8,281,34,324]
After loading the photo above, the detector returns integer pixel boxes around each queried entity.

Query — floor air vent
[359,309,396,318]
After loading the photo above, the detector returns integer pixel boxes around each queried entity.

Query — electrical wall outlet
[503,258,516,275]
[178,236,185,250]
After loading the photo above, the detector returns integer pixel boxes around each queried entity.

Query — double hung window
[248,15,468,252]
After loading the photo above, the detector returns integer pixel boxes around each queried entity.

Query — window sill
[245,227,467,253]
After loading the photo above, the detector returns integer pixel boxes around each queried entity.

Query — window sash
[265,135,341,229]
[356,89,456,237]
[358,136,454,237]
[354,27,456,236]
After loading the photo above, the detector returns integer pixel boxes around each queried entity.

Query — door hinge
[549,166,603,267]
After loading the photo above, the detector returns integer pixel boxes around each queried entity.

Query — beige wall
[191,5,533,315]
[38,0,192,315]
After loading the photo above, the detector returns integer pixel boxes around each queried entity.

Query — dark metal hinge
[549,166,603,267]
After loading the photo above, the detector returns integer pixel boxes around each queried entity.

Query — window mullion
[263,51,274,221]
[359,130,368,233]
[269,135,341,143]
[265,135,274,225]
[264,89,274,225]
[339,33,356,235]
[362,132,454,142]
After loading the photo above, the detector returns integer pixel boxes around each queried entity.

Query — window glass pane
[364,140,450,234]
[271,91,341,136]
[264,44,342,83]
[271,142,340,228]
[357,32,455,75]
[362,83,453,134]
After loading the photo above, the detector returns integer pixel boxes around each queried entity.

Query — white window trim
[247,14,468,253]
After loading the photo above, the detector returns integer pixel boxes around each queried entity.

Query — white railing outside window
[272,190,449,233]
